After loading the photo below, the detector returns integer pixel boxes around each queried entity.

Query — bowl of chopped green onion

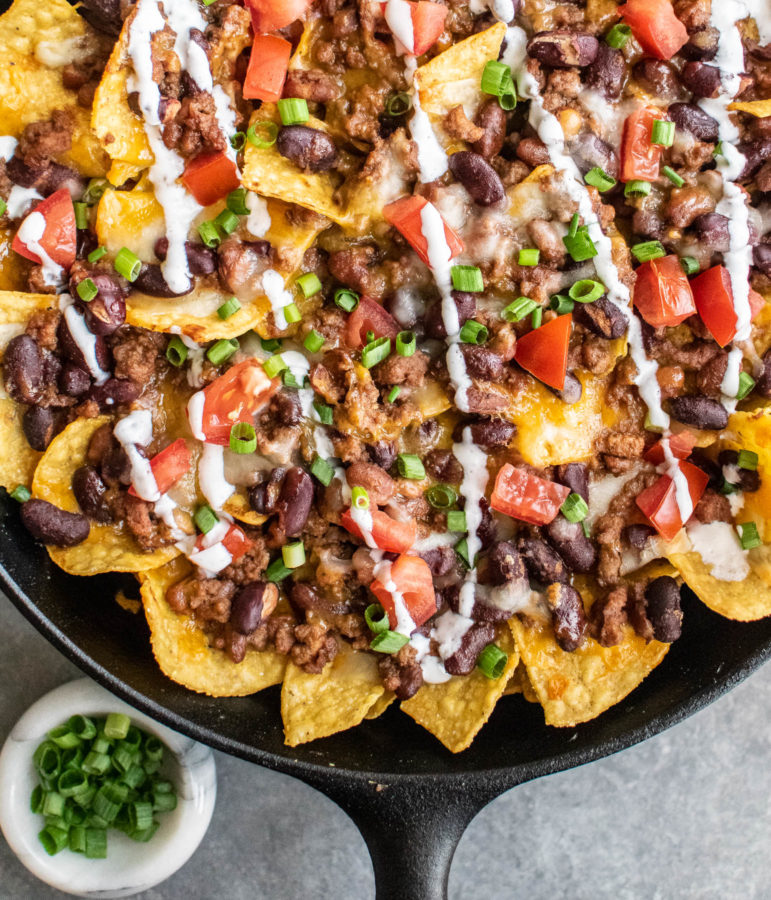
[0,678,216,897]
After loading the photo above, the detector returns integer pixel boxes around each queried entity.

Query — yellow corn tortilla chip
[503,661,539,701]
[727,409,771,543]
[0,0,108,176]
[32,415,179,575]
[221,493,267,527]
[281,643,386,746]
[511,616,668,727]
[140,557,287,696]
[728,99,771,117]
[96,189,166,262]
[365,691,396,720]
[400,626,519,753]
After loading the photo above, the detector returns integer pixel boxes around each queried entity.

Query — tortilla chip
[727,409,771,543]
[0,0,108,175]
[728,99,771,117]
[503,661,539,701]
[140,557,287,696]
[400,626,518,753]
[281,643,386,746]
[511,616,668,727]
[32,415,179,575]
[221,493,267,527]
[365,691,396,720]
[96,188,166,262]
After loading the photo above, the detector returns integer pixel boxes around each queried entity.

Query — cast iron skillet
[3,501,771,898]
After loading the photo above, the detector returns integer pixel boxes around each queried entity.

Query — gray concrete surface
[1,591,768,900]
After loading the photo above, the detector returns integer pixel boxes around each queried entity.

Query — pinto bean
[231,582,278,634]
[680,62,721,98]
[275,466,314,537]
[87,378,141,410]
[527,31,599,68]
[453,416,516,449]
[277,125,338,172]
[570,132,619,178]
[424,291,476,339]
[556,463,588,501]
[3,334,43,404]
[585,43,626,99]
[669,395,729,430]
[444,621,496,676]
[486,540,526,585]
[22,406,58,451]
[546,582,587,651]
[738,140,771,179]
[448,151,504,206]
[20,498,90,546]
[424,449,463,483]
[57,315,110,374]
[573,296,627,339]
[76,275,126,335]
[516,137,550,167]
[545,516,597,573]
[666,185,715,228]
[518,536,569,584]
[633,59,682,100]
[460,345,505,381]
[644,576,682,642]
[668,102,719,143]
[133,264,191,298]
[71,465,110,522]
[472,98,507,159]
[346,462,395,505]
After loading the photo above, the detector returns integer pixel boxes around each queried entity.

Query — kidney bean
[625,523,655,548]
[72,465,110,522]
[275,466,313,537]
[289,581,351,618]
[633,59,682,100]
[585,43,626,99]
[76,274,127,335]
[57,315,111,374]
[446,583,510,623]
[556,462,588,501]
[425,449,463,483]
[693,213,730,252]
[420,546,457,577]
[248,467,285,515]
[460,345,505,380]
[277,125,338,172]
[486,540,526,585]
[680,26,719,60]
[645,576,682,642]
[754,244,771,277]
[87,378,141,410]
[444,621,496,676]
[668,102,719,143]
[477,497,496,550]
[424,291,476,339]
[718,450,761,492]
[58,362,91,397]
[546,583,586,651]
[452,416,516,449]
[268,391,302,426]
[526,30,599,67]
[346,461,395,505]
[472,98,507,159]
[231,582,277,634]
[756,350,771,398]
[76,0,122,34]
[22,406,58,451]
[545,516,597,573]
[573,296,627,339]
[550,371,583,405]
[154,238,217,275]
[680,61,721,98]
[668,395,728,430]
[518,536,569,584]
[20,498,90,546]
[133,264,191,298]
[516,137,550,167]
[3,334,43,404]
[367,440,397,469]
[448,151,505,206]
[570,132,619,178]
[738,140,771,179]
[100,442,132,486]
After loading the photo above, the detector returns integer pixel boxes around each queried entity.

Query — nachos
[1,0,770,752]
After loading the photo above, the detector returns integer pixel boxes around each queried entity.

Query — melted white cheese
[687,521,749,581]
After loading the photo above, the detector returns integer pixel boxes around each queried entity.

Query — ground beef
[284,68,341,103]
[695,350,728,396]
[693,489,732,523]
[110,328,164,384]
[26,267,59,295]
[25,309,61,351]
[162,93,226,158]
[220,535,270,585]
[166,575,236,622]
[589,586,629,646]
[289,623,339,673]
[111,493,172,551]
[371,350,428,387]
[328,245,386,297]
[444,105,484,144]
[595,472,656,586]
[378,644,423,700]
[17,110,73,167]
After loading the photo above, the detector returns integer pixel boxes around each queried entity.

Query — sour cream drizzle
[114,409,160,502]
[59,297,110,384]
[17,211,64,288]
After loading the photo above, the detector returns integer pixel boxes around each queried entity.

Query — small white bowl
[0,678,216,898]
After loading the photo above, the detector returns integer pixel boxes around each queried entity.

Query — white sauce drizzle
[186,389,206,441]
[384,0,415,55]
[245,192,271,237]
[6,185,42,220]
[372,558,417,636]
[0,136,17,161]
[198,442,235,511]
[114,410,160,502]
[687,521,750,581]
[17,211,64,288]
[170,326,205,387]
[60,301,110,385]
[261,268,293,331]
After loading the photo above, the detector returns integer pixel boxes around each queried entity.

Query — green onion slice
[313,400,333,425]
[531,307,542,329]
[518,248,540,267]
[450,265,484,292]
[396,330,416,356]
[215,208,239,235]
[310,456,334,486]
[263,354,287,379]
[736,371,756,400]
[296,272,322,298]
[425,483,457,509]
[166,335,188,367]
[206,338,239,366]
[229,422,257,454]
[568,279,604,304]
[447,510,467,533]
[651,119,675,147]
[584,167,616,192]
[459,319,488,344]
[277,97,309,125]
[661,165,684,187]
[563,225,597,262]
[226,187,250,216]
[194,504,218,534]
[386,91,412,116]
[561,492,589,523]
[352,485,370,509]
[365,603,390,634]
[605,22,631,48]
[10,484,31,503]
[624,180,651,198]
[217,297,241,320]
[387,385,400,403]
[334,288,360,312]
[229,131,246,151]
[247,120,278,148]
[739,521,761,550]
[114,247,141,282]
[397,453,425,480]
[477,643,508,679]
[282,541,306,568]
[631,240,666,263]
[266,557,292,583]
[679,256,699,276]
[737,450,758,471]
[361,336,391,369]
[370,631,410,653]
[304,329,325,353]
[197,220,221,248]
[87,246,107,263]
[502,296,537,322]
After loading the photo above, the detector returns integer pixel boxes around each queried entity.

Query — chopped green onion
[310,456,334,486]
[87,246,107,263]
[39,827,68,856]
[584,167,616,192]
[0,198,5,217]
[111,744,135,775]
[425,483,457,510]
[480,59,516,109]
[651,119,675,147]
[57,769,89,798]
[582,520,592,538]
[370,631,410,653]
[661,165,684,187]
[266,557,292,583]
[313,400,333,425]
[282,369,300,389]
[477,643,508,679]
[296,272,322,298]
[246,120,278,149]
[739,522,761,550]
[450,265,484,292]
[568,279,604,304]
[114,247,141,282]
[226,187,250,216]
[365,603,390,634]
[386,91,412,116]
[143,736,164,762]
[502,296,537,322]
[455,537,472,567]
[34,743,61,780]
[563,225,597,262]
[82,751,111,776]
[229,422,257,454]
[130,801,154,833]
[73,201,89,230]
[43,791,65,817]
[230,131,246,151]
[277,97,309,125]
[217,297,241,320]
[283,302,302,324]
[352,486,370,510]
[387,386,400,403]
[561,492,589,523]
[48,725,81,749]
[68,715,97,740]
[104,714,130,740]
[69,825,87,853]
[166,335,188,367]
[262,354,287,379]
[736,371,756,400]
[713,141,723,157]
[197,220,221,248]
[361,336,391,368]
[131,821,161,842]
[624,180,651,198]
[737,450,759,471]
[282,541,306,569]
[631,240,666,263]
[31,785,44,814]
[83,178,109,205]
[91,734,111,755]
[531,307,542,329]
[680,256,699,276]
[605,22,631,48]
[76,278,98,303]
[568,213,580,239]
[720,479,739,496]
[459,319,488,344]
[215,208,240,236]
[207,338,239,366]
[447,510,467,532]
[518,248,540,267]
[194,504,218,534]
[10,484,31,503]
[334,288,359,312]
[397,453,425,480]
[85,828,107,859]
[261,337,282,353]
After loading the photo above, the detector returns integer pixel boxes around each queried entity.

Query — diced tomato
[691,265,765,347]
[383,195,463,268]
[128,439,191,498]
[633,255,696,327]
[490,463,570,526]
[635,459,708,541]
[643,431,697,465]
[194,523,252,564]
[620,107,665,183]
[181,151,240,207]
[242,34,292,103]
[380,1,447,55]
[620,0,688,60]
[513,313,572,391]
[341,508,417,553]
[244,0,313,33]
[749,289,765,320]
[345,296,399,348]
[190,360,279,445]
[12,188,76,269]
[371,554,436,631]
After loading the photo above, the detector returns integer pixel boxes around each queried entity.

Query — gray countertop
[1,591,768,900]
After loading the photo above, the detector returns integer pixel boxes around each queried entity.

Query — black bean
[444,621,496,676]
[556,463,588,501]
[570,132,619,178]
[275,466,314,537]
[231,582,272,634]
[71,465,110,522]
[547,583,587,652]
[154,238,217,275]
[486,540,526,585]
[753,244,771,278]
[549,370,583,405]
[6,158,84,197]
[460,345,505,381]
[738,139,771,179]
[75,274,127,335]
[585,43,626,99]
[518,536,570,584]
[645,576,682,643]
[420,546,457,577]
[718,450,761,492]
[448,151,505,206]
[75,0,122,35]
[22,407,58,451]
[133,264,191,298]
[57,314,111,374]
[248,467,284,515]
[633,59,682,101]
[58,363,91,397]
[425,449,463,483]
[680,27,719,60]
[669,395,729,430]
[3,334,43,404]
[277,125,338,172]
[546,516,597,573]
[453,416,517,449]
[756,350,771,398]
[367,440,397,469]
[625,523,655,549]
[20,498,90,546]
[668,102,719,143]
[680,61,721,98]
[101,444,132,487]
[526,30,599,67]
[573,296,627,339]
[424,291,476,339]
[87,378,141,410]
